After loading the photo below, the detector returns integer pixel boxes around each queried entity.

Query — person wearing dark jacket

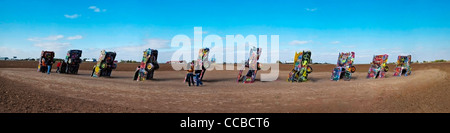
[46,58,53,74]
[194,63,203,86]
[186,61,195,86]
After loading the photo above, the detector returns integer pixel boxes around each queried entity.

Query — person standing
[186,61,194,86]
[41,58,46,73]
[56,61,62,73]
[46,58,53,74]
[194,62,203,86]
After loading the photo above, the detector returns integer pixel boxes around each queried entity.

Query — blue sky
[0,0,449,63]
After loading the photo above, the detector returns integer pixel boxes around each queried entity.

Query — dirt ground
[0,60,449,113]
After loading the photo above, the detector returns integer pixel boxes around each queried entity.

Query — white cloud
[33,42,71,49]
[28,35,82,41]
[27,35,64,41]
[27,38,40,42]
[89,6,106,12]
[305,8,317,12]
[46,35,64,40]
[143,39,171,49]
[289,40,312,45]
[26,35,74,58]
[330,41,340,44]
[67,35,83,40]
[32,42,71,58]
[0,46,27,58]
[110,39,171,61]
[64,14,80,19]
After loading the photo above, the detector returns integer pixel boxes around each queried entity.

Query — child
[56,61,62,73]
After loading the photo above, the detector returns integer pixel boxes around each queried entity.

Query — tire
[146,63,153,71]
[343,72,351,81]
[350,66,356,73]
[306,65,313,74]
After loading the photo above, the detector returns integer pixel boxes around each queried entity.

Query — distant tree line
[120,60,138,63]
[422,59,447,63]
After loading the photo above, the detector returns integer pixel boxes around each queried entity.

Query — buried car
[287,51,313,82]
[331,52,356,81]
[184,48,211,85]
[91,50,117,77]
[59,49,82,74]
[367,54,389,79]
[393,55,412,76]
[237,46,262,83]
[37,51,55,73]
[195,48,211,82]
[134,48,159,81]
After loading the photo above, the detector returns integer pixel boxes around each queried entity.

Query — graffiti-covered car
[184,48,211,84]
[91,50,117,77]
[59,49,82,74]
[237,47,262,83]
[331,52,356,81]
[134,48,159,81]
[195,48,210,81]
[37,51,55,73]
[367,54,389,79]
[288,51,313,82]
[393,55,412,76]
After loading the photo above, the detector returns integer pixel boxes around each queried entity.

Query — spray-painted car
[288,51,313,82]
[331,52,356,81]
[37,51,55,73]
[393,55,412,76]
[133,48,159,81]
[195,48,210,81]
[237,47,262,83]
[367,54,389,79]
[184,48,211,84]
[91,50,117,77]
[59,49,82,74]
